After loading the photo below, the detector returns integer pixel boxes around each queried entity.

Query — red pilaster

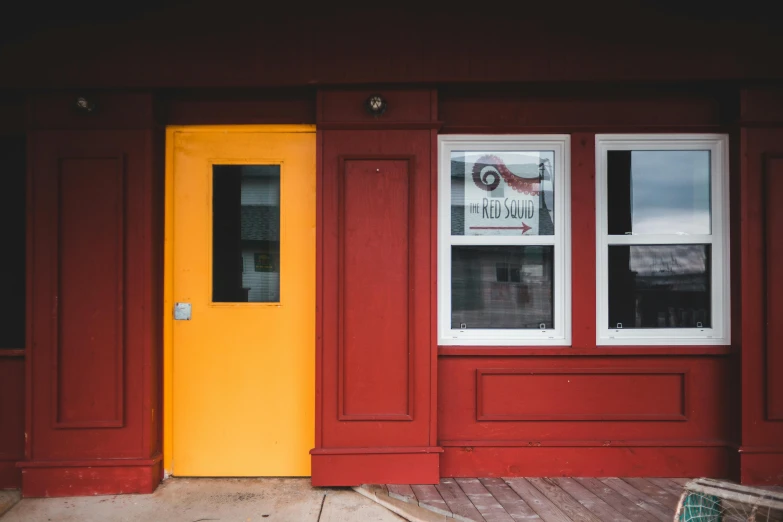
[20,92,163,497]
[739,87,783,484]
[311,89,441,485]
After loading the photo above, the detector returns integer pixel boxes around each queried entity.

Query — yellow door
[165,126,315,476]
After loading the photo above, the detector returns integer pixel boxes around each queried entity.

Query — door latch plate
[174,302,192,320]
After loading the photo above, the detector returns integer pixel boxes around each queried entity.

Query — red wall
[5,84,780,495]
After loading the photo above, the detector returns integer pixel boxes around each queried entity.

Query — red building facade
[0,4,782,496]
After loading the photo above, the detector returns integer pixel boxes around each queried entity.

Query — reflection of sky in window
[626,245,708,276]
[451,151,555,210]
[630,151,711,234]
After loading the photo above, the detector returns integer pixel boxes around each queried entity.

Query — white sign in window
[439,136,571,346]
[596,134,730,345]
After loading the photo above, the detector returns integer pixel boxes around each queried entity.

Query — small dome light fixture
[364,94,387,117]
[74,96,97,113]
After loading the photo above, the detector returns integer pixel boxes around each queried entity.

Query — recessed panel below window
[608,244,711,329]
[451,245,554,329]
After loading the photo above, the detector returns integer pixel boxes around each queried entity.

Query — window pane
[452,246,554,329]
[451,151,555,236]
[0,136,26,348]
[213,165,280,303]
[608,245,711,328]
[607,150,711,235]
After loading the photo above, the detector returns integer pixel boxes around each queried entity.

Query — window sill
[0,349,25,357]
[438,345,737,356]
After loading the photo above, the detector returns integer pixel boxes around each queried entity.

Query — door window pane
[451,245,554,329]
[607,150,711,235]
[451,151,555,236]
[608,244,711,328]
[213,165,280,303]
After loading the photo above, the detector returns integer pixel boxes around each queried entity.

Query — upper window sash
[595,134,730,346]
[438,135,571,346]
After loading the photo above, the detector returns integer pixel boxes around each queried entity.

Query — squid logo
[472,155,540,195]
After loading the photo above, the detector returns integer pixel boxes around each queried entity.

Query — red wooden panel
[165,89,316,125]
[0,357,25,488]
[311,452,439,486]
[741,87,783,125]
[319,90,433,124]
[20,459,161,498]
[27,92,155,130]
[55,157,124,428]
[739,126,783,484]
[339,158,412,419]
[439,356,733,444]
[28,126,159,466]
[439,87,727,131]
[477,369,686,421]
[441,446,735,479]
[765,156,783,421]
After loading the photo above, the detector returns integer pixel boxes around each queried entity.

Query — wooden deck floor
[365,478,783,522]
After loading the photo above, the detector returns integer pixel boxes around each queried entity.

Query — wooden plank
[576,478,660,522]
[621,478,682,510]
[411,484,453,518]
[670,478,691,486]
[600,478,672,522]
[504,478,572,522]
[647,478,686,497]
[455,478,514,522]
[553,478,631,522]
[479,478,541,520]
[435,478,486,521]
[528,478,602,522]
[387,484,416,504]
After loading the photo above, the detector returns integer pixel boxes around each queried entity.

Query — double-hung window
[596,134,730,345]
[438,135,571,346]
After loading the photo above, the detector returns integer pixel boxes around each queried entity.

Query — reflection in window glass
[608,245,711,328]
[451,151,555,236]
[607,150,711,235]
[452,246,554,329]
[213,165,280,303]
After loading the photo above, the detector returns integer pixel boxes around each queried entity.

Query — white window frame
[595,134,730,346]
[438,135,571,346]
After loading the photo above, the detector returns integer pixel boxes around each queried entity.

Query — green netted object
[680,492,723,522]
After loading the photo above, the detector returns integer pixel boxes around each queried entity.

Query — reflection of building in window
[452,246,554,329]
[610,245,711,328]
[240,170,280,303]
